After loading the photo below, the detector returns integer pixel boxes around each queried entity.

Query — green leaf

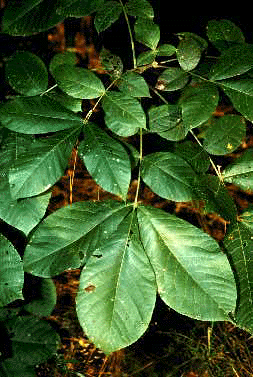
[157,44,176,57]
[179,82,219,130]
[137,50,157,66]
[0,362,35,377]
[49,51,77,75]
[5,51,48,96]
[207,19,245,52]
[56,0,105,17]
[174,141,210,173]
[99,48,123,79]
[76,211,156,353]
[4,316,60,364]
[2,0,64,36]
[138,205,237,321]
[23,201,133,277]
[148,104,187,141]
[8,127,80,199]
[141,152,198,202]
[102,91,146,137]
[0,235,24,306]
[52,65,105,99]
[118,71,151,98]
[224,223,253,332]
[219,78,253,122]
[79,123,131,199]
[177,36,202,71]
[45,89,82,112]
[134,18,160,50]
[0,96,81,134]
[24,277,57,317]
[0,189,51,236]
[223,149,253,191]
[125,0,154,19]
[209,44,253,80]
[240,207,253,233]
[94,1,122,33]
[203,115,246,155]
[196,175,238,223]
[156,67,189,91]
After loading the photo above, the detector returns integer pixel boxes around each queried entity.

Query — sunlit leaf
[94,1,122,33]
[125,0,154,19]
[223,149,253,191]
[138,205,237,321]
[134,17,160,50]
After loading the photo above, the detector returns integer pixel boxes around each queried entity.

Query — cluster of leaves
[1,0,253,374]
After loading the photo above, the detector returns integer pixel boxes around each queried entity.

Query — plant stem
[119,0,137,69]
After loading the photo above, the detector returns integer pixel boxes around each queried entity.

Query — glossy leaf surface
[138,205,237,321]
[94,1,122,33]
[125,0,154,19]
[134,18,160,50]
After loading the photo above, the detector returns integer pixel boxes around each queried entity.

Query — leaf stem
[119,0,137,69]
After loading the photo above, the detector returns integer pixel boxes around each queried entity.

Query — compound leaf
[52,65,105,99]
[223,149,253,191]
[79,123,131,199]
[0,96,81,134]
[0,235,24,307]
[203,115,246,155]
[141,152,198,202]
[102,91,146,137]
[76,211,156,353]
[138,205,237,321]
[8,127,80,199]
[5,51,48,96]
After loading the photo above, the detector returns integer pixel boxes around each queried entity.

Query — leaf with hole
[203,115,246,155]
[102,91,146,137]
[5,51,48,96]
[138,205,237,321]
[0,235,24,307]
[0,96,81,134]
[141,152,199,202]
[79,123,131,199]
